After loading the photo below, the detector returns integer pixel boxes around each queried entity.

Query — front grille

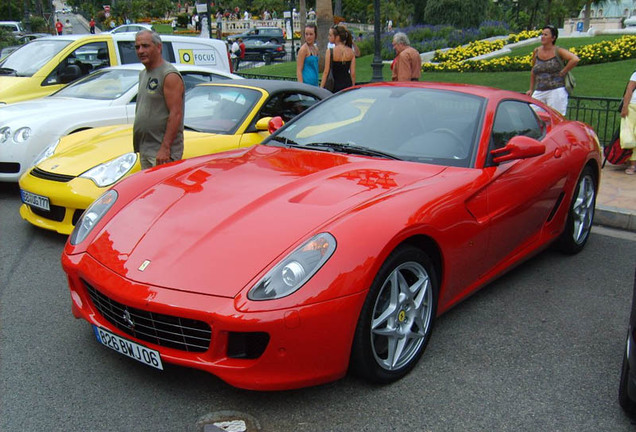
[30,203,66,222]
[71,209,84,226]
[0,162,20,173]
[30,167,75,183]
[85,281,212,353]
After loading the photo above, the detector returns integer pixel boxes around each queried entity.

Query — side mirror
[255,116,284,133]
[491,135,545,164]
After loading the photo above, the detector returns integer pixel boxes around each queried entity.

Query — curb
[595,205,636,232]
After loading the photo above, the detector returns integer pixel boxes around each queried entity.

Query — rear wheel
[262,53,272,64]
[556,166,596,254]
[350,245,437,383]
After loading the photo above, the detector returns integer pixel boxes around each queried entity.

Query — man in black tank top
[133,30,185,169]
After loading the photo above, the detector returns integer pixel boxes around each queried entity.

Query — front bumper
[19,169,104,234]
[62,251,366,391]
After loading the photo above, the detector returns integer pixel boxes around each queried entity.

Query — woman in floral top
[526,25,579,116]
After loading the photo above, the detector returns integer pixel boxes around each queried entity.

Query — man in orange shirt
[55,19,64,35]
[391,32,421,82]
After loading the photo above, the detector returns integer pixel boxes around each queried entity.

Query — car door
[480,100,567,270]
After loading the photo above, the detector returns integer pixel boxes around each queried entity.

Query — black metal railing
[567,96,621,146]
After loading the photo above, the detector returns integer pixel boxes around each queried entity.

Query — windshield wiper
[0,68,17,76]
[184,124,202,132]
[268,136,299,146]
[304,142,401,160]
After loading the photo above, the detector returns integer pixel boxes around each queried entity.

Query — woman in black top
[321,25,356,92]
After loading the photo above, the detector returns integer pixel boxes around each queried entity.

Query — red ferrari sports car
[62,82,601,390]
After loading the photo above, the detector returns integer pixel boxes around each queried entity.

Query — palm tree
[316,0,334,71]
[334,0,342,16]
[299,0,307,45]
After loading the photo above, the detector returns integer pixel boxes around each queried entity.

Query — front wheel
[556,166,596,254]
[350,245,438,383]
[262,53,272,64]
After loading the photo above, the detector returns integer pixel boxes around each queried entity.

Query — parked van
[0,33,231,104]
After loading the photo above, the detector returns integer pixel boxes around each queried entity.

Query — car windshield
[0,39,71,76]
[184,85,261,134]
[267,86,486,168]
[51,68,139,100]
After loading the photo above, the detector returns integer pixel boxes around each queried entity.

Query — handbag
[621,109,636,149]
[324,48,335,92]
[555,46,576,95]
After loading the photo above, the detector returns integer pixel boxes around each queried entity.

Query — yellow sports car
[19,80,331,234]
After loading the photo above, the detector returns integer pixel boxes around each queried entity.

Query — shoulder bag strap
[554,46,565,68]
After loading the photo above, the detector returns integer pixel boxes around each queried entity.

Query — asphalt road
[1,180,635,432]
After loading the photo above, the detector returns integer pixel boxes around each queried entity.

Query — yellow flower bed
[424,34,636,73]
[433,39,506,63]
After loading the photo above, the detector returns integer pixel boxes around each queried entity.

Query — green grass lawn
[241,35,636,99]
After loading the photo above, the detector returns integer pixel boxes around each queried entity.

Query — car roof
[99,63,241,79]
[35,33,225,44]
[199,79,332,96]
[357,80,529,100]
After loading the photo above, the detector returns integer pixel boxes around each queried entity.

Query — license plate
[93,326,163,370]
[20,190,50,211]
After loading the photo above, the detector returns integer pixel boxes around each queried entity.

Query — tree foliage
[424,0,490,28]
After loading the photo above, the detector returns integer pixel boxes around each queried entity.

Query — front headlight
[69,189,118,245]
[13,127,31,143]
[248,233,337,301]
[79,152,138,187]
[32,139,60,166]
[0,127,10,144]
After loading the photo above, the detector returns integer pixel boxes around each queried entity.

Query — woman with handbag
[620,73,636,174]
[526,25,579,116]
[320,25,355,92]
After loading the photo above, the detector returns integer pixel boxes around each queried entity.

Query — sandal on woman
[626,165,636,175]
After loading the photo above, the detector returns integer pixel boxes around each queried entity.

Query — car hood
[38,126,215,176]
[0,76,31,102]
[87,145,446,298]
[0,97,107,124]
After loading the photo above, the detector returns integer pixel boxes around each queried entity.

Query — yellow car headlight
[79,152,138,187]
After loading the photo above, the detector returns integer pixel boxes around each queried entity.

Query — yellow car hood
[0,76,34,103]
[37,125,224,177]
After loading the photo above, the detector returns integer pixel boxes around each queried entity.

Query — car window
[184,86,261,134]
[0,39,71,76]
[43,41,110,86]
[268,87,485,168]
[117,41,175,64]
[52,68,139,100]
[491,100,545,150]
[259,92,321,122]
[182,72,233,91]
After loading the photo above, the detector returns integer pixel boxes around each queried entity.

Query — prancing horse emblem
[122,309,135,329]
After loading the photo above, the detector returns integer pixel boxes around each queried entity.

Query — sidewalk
[596,163,636,232]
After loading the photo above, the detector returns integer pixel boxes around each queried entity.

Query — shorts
[139,151,180,170]
[139,152,156,170]
[532,87,569,116]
